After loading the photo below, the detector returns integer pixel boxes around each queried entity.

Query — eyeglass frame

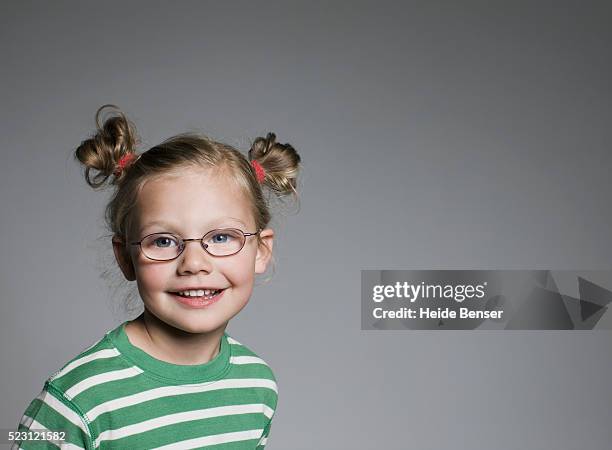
[129,227,262,261]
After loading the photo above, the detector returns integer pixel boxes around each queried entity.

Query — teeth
[177,289,220,298]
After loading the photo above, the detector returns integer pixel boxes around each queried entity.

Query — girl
[12,105,301,449]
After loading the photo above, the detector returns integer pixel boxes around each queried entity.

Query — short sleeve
[12,382,92,450]
[255,417,273,449]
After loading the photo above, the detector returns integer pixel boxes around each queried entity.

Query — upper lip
[171,287,226,292]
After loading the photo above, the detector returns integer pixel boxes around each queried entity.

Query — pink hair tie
[113,153,139,176]
[251,160,266,183]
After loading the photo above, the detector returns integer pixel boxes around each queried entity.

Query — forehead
[135,167,253,232]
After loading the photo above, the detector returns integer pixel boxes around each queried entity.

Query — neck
[127,310,227,365]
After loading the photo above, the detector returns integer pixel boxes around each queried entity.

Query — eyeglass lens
[140,229,246,260]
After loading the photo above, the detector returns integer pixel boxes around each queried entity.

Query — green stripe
[227,364,277,380]
[107,415,265,449]
[230,345,260,357]
[93,389,275,431]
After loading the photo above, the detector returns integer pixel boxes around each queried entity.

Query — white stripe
[43,390,91,437]
[26,418,85,449]
[60,442,85,449]
[94,403,274,447]
[230,356,268,365]
[151,428,264,450]
[49,349,120,382]
[258,436,268,446]
[19,410,36,429]
[64,366,143,400]
[87,378,278,421]
[226,336,242,345]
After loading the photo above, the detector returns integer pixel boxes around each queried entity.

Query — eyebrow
[140,217,247,232]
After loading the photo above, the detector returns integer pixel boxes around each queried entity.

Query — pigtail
[74,104,141,189]
[248,132,301,202]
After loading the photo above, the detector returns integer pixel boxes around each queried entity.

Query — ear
[112,235,136,281]
[254,228,274,274]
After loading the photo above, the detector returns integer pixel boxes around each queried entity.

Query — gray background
[2,1,611,449]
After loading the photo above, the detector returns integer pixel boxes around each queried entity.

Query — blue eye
[211,233,232,244]
[153,236,178,248]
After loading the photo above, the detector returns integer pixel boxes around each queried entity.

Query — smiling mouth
[170,289,226,308]
[171,288,225,299]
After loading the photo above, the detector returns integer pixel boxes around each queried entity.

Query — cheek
[135,264,172,290]
[221,254,257,286]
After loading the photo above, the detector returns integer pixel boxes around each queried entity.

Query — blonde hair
[74,104,301,275]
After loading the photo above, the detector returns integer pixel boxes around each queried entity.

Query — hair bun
[74,104,140,188]
[249,132,278,157]
[248,132,301,199]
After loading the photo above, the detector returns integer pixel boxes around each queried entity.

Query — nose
[176,239,214,274]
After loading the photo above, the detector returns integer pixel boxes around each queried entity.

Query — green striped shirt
[13,321,278,449]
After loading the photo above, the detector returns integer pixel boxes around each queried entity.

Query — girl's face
[112,166,274,334]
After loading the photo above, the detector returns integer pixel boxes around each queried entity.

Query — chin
[169,316,227,335]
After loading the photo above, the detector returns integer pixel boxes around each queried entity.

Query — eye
[153,235,179,248]
[210,233,233,244]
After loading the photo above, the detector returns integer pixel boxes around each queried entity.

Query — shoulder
[226,334,276,377]
[225,333,278,405]
[45,325,134,401]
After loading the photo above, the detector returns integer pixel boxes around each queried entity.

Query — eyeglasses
[130,228,261,261]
